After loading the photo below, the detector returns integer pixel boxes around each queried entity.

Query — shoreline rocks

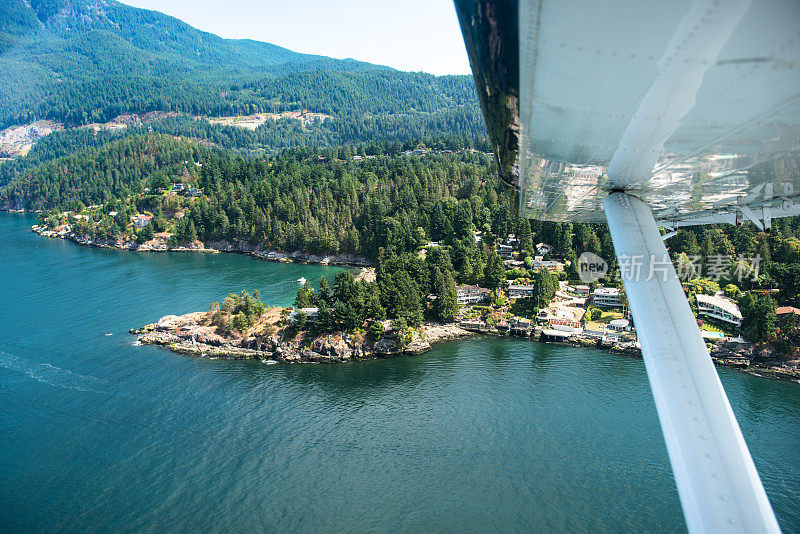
[26,220,798,379]
[31,224,372,267]
[130,309,800,380]
[131,310,474,364]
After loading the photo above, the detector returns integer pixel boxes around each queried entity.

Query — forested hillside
[0,0,483,134]
[3,0,799,355]
[4,130,800,351]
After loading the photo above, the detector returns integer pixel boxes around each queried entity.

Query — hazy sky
[119,0,472,76]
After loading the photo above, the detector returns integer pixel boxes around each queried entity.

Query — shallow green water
[1,213,798,533]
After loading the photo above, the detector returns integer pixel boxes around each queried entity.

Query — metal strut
[603,192,780,533]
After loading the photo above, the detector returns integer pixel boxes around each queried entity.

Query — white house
[456,285,491,305]
[696,294,742,327]
[592,287,622,307]
[609,318,631,332]
[536,242,552,255]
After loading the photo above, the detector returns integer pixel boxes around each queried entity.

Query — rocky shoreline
[23,218,799,380]
[30,224,372,267]
[549,333,800,381]
[130,309,800,380]
[131,310,474,364]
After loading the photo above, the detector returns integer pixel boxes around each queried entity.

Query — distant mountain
[0,0,480,131]
[1,0,377,71]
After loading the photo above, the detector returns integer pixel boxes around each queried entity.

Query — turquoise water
[1,212,798,533]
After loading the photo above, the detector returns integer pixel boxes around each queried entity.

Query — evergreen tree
[484,250,504,290]
[316,300,334,332]
[517,218,533,254]
[533,268,557,307]
[186,220,198,242]
[741,293,777,342]
[294,281,314,308]
[555,223,573,256]
[433,268,458,323]
[566,251,581,281]
[333,271,358,303]
[318,276,331,305]
[388,270,424,327]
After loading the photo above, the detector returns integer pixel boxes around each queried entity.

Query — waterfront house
[609,318,631,332]
[456,285,491,305]
[592,287,622,307]
[695,294,742,327]
[459,319,487,332]
[509,316,532,335]
[549,318,582,333]
[133,214,152,228]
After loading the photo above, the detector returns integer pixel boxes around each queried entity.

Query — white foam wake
[0,351,105,392]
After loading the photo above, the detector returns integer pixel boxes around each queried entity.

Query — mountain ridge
[1,0,426,128]
[0,0,487,187]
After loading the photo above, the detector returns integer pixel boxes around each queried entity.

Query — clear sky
[119,0,472,76]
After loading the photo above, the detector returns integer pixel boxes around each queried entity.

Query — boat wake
[0,351,106,392]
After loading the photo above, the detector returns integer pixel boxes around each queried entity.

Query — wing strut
[604,192,780,533]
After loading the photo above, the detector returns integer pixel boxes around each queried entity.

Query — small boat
[297,277,307,285]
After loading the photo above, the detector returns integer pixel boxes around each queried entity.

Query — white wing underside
[518,0,800,224]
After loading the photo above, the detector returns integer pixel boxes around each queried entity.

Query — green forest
[2,0,798,357]
[0,0,484,135]
[3,130,800,353]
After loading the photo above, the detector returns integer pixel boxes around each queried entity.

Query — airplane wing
[456,0,800,226]
[455,0,796,531]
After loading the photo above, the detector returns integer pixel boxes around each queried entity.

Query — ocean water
[1,213,798,533]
